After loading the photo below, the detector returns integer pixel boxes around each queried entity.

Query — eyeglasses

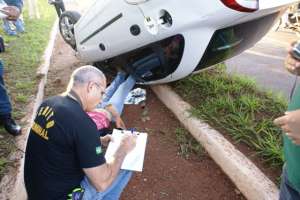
[93,82,106,96]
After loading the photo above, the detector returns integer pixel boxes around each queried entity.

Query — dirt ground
[44,35,244,200]
[221,130,281,184]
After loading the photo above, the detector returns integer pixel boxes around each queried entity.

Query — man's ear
[86,82,93,94]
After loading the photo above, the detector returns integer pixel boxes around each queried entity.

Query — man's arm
[83,134,136,191]
[274,41,300,145]
[274,110,300,145]
[100,135,112,147]
[105,104,126,129]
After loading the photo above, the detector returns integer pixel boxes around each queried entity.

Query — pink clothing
[87,111,110,130]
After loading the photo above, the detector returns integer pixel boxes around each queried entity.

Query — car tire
[59,11,81,49]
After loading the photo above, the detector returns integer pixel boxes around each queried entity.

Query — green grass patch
[15,93,28,103]
[173,64,287,167]
[0,129,17,178]
[0,0,56,180]
[0,0,56,120]
[175,127,204,159]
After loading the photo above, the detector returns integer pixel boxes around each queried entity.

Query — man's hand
[274,109,300,145]
[115,116,126,130]
[285,43,300,76]
[84,133,137,192]
[2,6,20,20]
[120,133,137,154]
[285,53,300,75]
[105,104,126,129]
[100,135,113,147]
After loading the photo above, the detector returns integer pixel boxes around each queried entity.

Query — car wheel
[59,11,81,49]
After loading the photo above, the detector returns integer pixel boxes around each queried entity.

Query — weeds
[175,128,204,159]
[173,64,287,167]
[0,0,56,180]
[0,0,56,120]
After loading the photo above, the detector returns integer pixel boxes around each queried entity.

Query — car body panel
[74,0,299,84]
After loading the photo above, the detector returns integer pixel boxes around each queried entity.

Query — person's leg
[57,0,66,12]
[53,0,65,17]
[80,177,104,200]
[54,4,61,16]
[123,53,161,83]
[105,75,136,115]
[0,61,12,116]
[2,19,8,32]
[81,170,133,200]
[14,18,25,33]
[101,170,133,200]
[279,166,300,200]
[2,20,17,36]
[0,61,21,136]
[101,71,126,106]
[131,53,158,69]
[131,53,161,78]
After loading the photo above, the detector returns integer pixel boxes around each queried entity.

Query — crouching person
[24,65,137,200]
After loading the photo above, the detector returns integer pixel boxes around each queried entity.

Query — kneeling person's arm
[83,134,136,191]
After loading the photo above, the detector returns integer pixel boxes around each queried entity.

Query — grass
[0,128,17,178]
[175,127,204,159]
[173,64,287,167]
[0,0,56,179]
[1,0,56,120]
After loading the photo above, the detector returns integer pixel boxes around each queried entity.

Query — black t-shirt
[24,95,106,200]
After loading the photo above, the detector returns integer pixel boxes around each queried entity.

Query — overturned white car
[52,0,298,83]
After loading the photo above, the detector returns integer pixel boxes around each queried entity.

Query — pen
[130,128,136,134]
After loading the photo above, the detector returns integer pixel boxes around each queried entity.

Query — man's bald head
[65,65,107,111]
[68,65,106,90]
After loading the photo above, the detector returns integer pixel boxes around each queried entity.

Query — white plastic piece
[236,0,259,10]
[144,16,158,35]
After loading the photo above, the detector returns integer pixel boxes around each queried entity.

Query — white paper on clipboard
[105,129,148,172]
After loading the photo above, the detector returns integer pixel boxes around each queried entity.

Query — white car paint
[72,0,298,84]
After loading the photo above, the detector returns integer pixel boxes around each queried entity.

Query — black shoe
[3,117,22,136]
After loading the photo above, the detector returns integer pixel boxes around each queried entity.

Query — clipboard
[104,129,148,172]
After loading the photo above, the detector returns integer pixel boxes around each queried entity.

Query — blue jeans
[3,18,25,35]
[0,61,12,116]
[14,18,25,33]
[280,166,300,200]
[81,170,133,200]
[98,72,136,115]
[130,53,161,81]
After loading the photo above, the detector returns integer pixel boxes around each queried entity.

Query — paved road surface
[226,29,299,99]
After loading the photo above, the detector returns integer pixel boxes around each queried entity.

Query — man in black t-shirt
[24,65,137,200]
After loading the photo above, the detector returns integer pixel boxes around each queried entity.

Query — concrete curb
[27,0,40,19]
[0,19,58,200]
[151,84,279,200]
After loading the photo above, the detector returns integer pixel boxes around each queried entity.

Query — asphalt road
[226,28,299,100]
